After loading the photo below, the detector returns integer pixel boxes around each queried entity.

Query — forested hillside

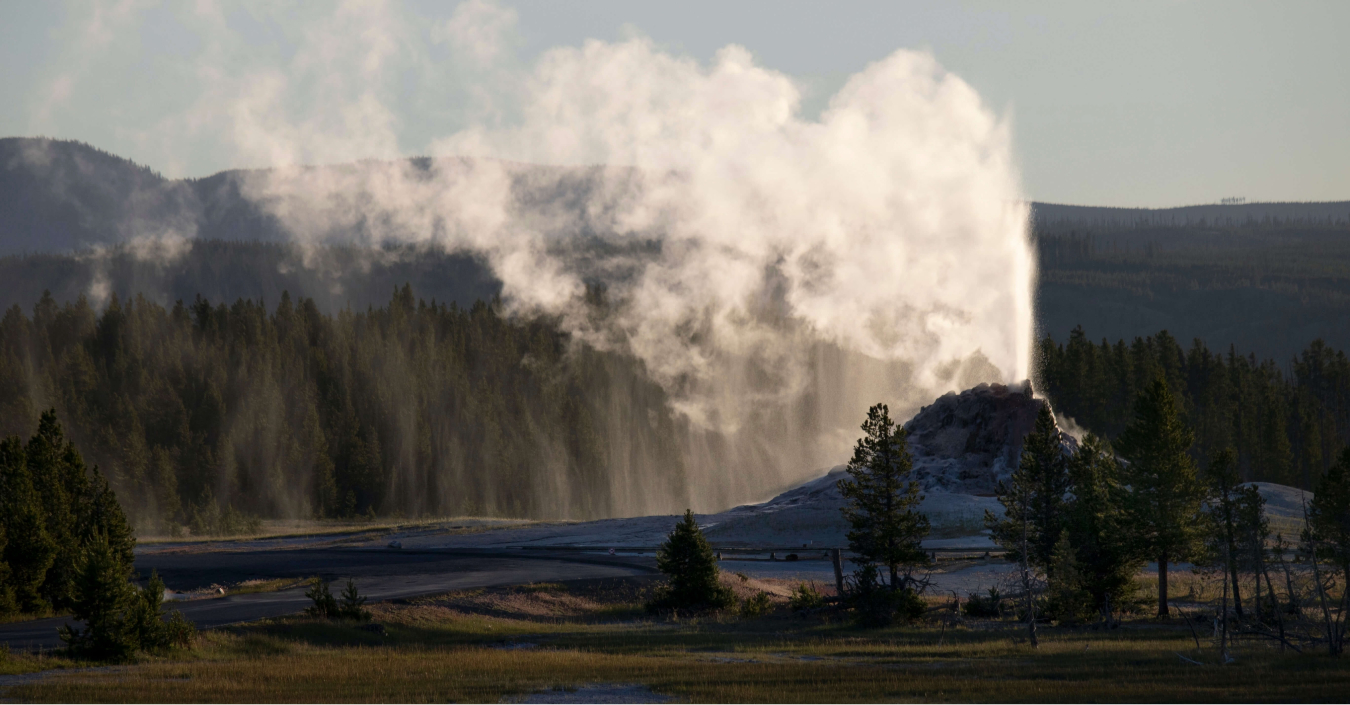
[1035,215,1350,362]
[1039,327,1350,490]
[5,136,1350,520]
[0,241,499,318]
[6,138,1350,363]
[0,287,693,531]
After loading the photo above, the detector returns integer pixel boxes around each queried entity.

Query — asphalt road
[1,547,655,651]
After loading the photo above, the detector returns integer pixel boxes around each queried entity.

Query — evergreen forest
[1038,326,1350,490]
[0,286,692,532]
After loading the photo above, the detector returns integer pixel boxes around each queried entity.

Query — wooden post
[831,548,845,596]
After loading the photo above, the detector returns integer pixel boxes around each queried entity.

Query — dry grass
[8,575,1350,703]
[0,609,68,626]
[227,577,313,596]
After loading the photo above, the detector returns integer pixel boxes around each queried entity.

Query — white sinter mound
[703,382,1050,547]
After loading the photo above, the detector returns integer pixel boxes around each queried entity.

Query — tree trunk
[1304,497,1339,656]
[1228,555,1245,618]
[1220,551,1230,662]
[1224,498,1243,618]
[1252,547,1264,623]
[831,549,844,596]
[1157,554,1170,617]
[890,564,899,592]
[1310,539,1338,655]
[1022,512,1037,647]
[1270,566,1287,651]
[1280,556,1300,617]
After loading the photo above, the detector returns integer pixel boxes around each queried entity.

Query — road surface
[1,547,654,651]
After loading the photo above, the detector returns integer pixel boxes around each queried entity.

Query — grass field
[5,575,1349,703]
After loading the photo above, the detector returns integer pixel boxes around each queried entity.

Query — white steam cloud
[47,0,1036,511]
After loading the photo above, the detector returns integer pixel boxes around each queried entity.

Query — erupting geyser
[114,7,1037,517]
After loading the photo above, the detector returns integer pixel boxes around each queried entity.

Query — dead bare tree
[1220,543,1232,663]
[1020,500,1038,647]
[1303,492,1343,656]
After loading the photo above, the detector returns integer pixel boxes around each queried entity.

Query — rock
[356,623,387,636]
[388,540,402,549]
[902,381,1063,494]
[703,382,1071,545]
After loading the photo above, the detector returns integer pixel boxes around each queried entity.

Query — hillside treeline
[0,240,499,321]
[0,286,691,531]
[1034,216,1350,363]
[1039,327,1350,489]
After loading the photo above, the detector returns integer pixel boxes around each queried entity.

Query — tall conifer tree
[1205,448,1247,617]
[1309,448,1350,593]
[0,436,56,613]
[838,403,929,591]
[988,403,1070,573]
[653,509,733,609]
[1064,433,1140,615]
[1116,377,1206,617]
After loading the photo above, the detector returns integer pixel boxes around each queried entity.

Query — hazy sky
[2,0,1346,207]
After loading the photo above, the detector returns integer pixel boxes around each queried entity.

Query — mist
[22,1,1036,517]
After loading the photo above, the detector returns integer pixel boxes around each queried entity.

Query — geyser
[74,3,1037,517]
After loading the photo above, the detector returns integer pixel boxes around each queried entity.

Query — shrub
[963,588,1005,619]
[647,510,735,612]
[304,578,340,618]
[339,579,370,621]
[788,582,826,612]
[130,571,170,651]
[128,570,196,652]
[847,564,925,627]
[164,609,197,648]
[1042,535,1094,624]
[740,591,773,618]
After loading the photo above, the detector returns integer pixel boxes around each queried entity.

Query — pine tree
[1308,448,1350,594]
[0,524,14,617]
[129,570,171,651]
[1044,534,1092,623]
[1233,485,1270,619]
[27,412,84,611]
[0,436,56,614]
[838,403,929,591]
[1116,377,1207,617]
[1063,433,1141,616]
[1205,448,1247,617]
[986,401,1068,646]
[987,403,1070,573]
[82,465,135,570]
[339,578,370,621]
[652,509,733,610]
[304,578,340,618]
[59,532,138,662]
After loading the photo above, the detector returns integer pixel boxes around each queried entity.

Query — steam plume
[54,1,1037,512]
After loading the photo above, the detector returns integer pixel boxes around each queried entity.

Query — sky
[1,0,1346,208]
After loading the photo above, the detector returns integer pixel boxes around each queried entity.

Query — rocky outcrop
[904,381,1047,495]
[700,382,1058,545]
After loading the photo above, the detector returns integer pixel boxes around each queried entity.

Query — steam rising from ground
[46,1,1036,512]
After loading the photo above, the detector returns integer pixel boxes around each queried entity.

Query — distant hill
[0,137,285,253]
[0,240,500,315]
[3,136,1349,361]
[1032,201,1350,228]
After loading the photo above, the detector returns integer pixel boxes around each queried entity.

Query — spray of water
[43,1,1036,514]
